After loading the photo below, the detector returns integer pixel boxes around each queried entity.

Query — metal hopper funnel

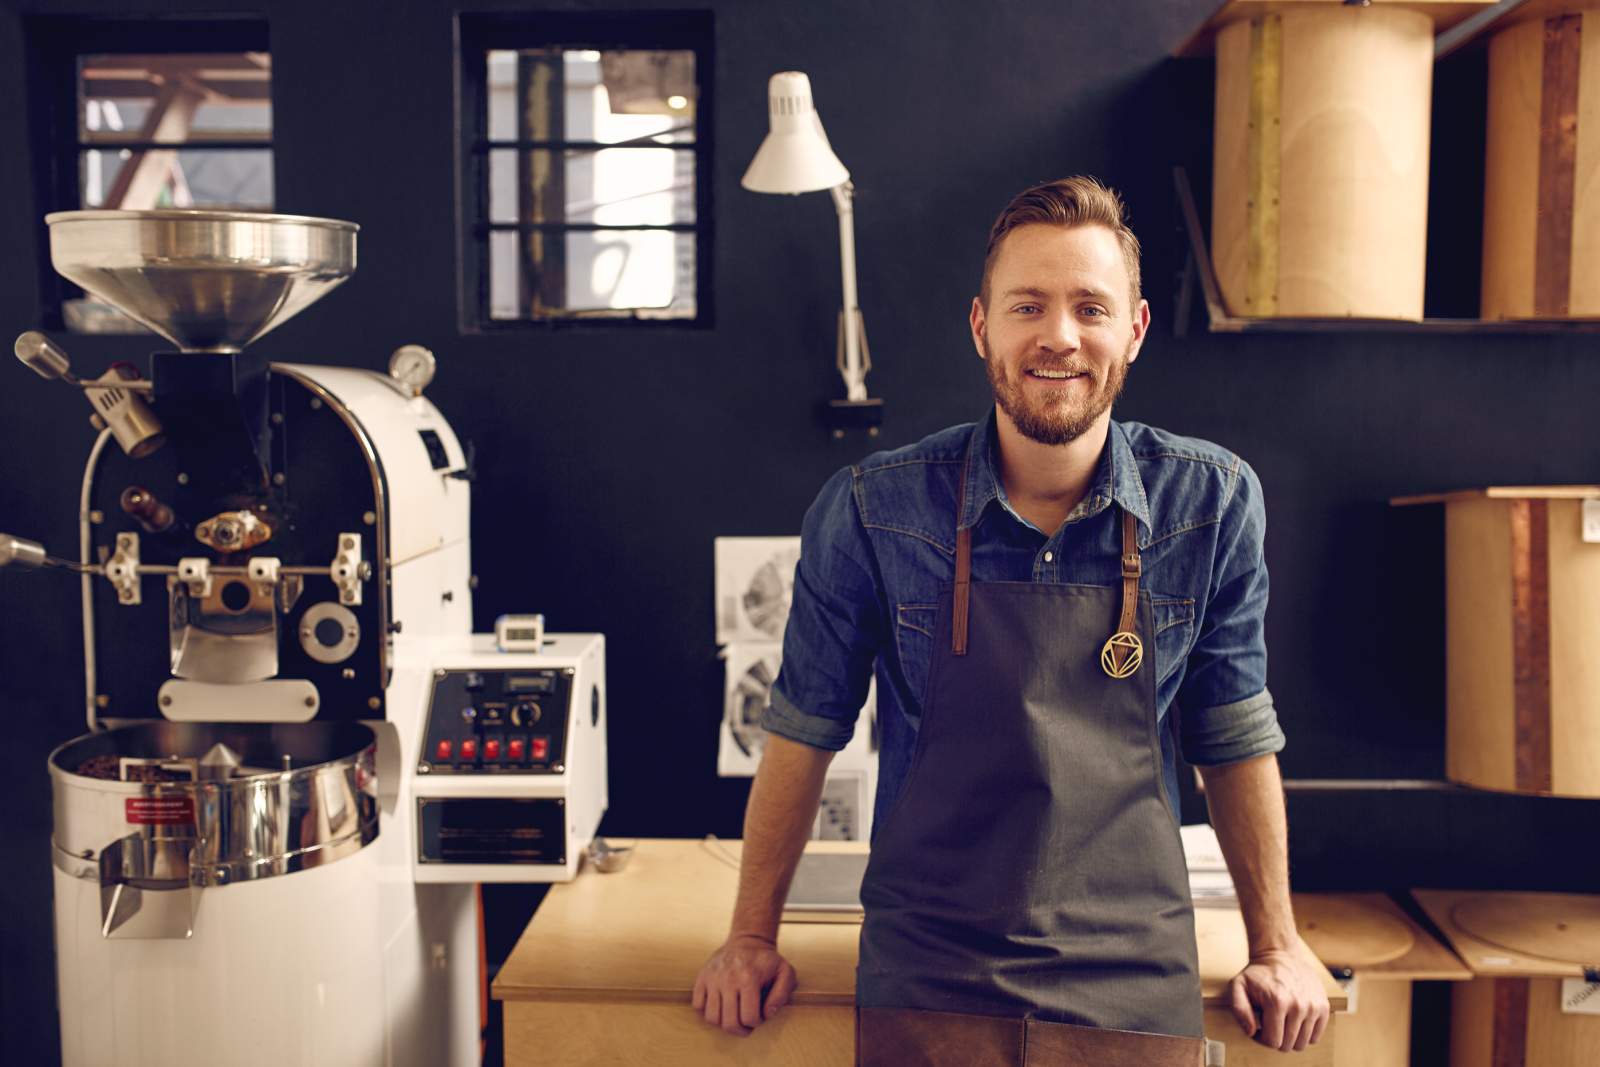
[46,210,358,353]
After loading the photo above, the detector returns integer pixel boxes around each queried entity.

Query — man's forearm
[1198,753,1298,955]
[728,734,835,943]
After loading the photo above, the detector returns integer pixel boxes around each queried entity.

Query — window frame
[24,16,274,331]
[455,11,715,332]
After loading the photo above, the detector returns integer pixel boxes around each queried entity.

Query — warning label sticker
[125,797,195,826]
[1563,979,1600,1015]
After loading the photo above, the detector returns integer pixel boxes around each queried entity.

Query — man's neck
[993,408,1111,536]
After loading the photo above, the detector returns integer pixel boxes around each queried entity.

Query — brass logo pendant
[1100,632,1143,679]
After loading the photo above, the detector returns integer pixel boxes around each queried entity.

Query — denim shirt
[763,412,1285,831]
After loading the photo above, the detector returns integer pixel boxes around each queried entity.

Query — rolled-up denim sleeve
[762,466,883,752]
[1178,458,1286,766]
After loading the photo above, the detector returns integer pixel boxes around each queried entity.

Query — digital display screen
[508,675,553,693]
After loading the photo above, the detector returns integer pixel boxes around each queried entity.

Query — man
[693,176,1329,1060]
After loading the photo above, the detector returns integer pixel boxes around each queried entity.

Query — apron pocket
[1022,1016,1205,1067]
[858,1006,1022,1067]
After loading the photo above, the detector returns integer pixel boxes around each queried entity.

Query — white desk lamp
[742,71,881,433]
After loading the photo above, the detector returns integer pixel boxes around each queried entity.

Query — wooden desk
[494,839,1345,1066]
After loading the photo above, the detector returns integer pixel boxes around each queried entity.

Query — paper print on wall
[714,537,801,645]
[718,642,782,776]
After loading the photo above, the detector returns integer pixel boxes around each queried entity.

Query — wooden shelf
[1391,486,1600,506]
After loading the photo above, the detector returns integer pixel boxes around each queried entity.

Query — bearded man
[693,176,1329,1063]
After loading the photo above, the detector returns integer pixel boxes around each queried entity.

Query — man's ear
[1127,298,1151,365]
[970,296,988,360]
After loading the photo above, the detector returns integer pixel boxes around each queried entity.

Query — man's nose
[1037,310,1080,353]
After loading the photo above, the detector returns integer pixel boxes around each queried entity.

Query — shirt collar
[958,411,1152,540]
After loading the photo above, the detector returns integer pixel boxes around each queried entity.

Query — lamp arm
[831,182,868,401]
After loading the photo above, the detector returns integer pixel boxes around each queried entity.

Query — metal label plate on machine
[417,797,566,866]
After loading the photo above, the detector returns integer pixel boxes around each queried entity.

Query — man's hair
[979,175,1142,313]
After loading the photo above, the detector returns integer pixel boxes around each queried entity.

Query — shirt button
[1043,551,1054,563]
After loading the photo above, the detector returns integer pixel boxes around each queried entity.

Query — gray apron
[856,445,1204,1064]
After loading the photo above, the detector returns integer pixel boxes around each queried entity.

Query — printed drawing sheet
[714,536,878,838]
[714,537,801,645]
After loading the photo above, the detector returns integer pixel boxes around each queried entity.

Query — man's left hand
[1226,948,1331,1052]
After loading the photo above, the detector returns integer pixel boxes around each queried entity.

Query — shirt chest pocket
[1151,594,1196,686]
[894,603,941,708]
[895,594,1196,703]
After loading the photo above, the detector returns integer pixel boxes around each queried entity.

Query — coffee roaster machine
[2,210,608,1066]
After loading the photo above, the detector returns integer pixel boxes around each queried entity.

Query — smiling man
[693,176,1329,1062]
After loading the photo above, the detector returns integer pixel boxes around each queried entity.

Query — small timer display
[494,613,544,652]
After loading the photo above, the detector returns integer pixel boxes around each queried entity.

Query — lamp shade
[741,71,849,194]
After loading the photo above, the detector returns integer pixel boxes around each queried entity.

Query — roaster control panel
[418,668,572,774]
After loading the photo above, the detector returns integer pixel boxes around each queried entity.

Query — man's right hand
[695,736,831,1036]
[691,933,798,1037]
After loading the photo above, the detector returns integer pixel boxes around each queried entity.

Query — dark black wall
[2,2,1597,1064]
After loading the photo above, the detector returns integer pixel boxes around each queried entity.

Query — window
[79,53,273,212]
[26,18,272,332]
[459,13,713,327]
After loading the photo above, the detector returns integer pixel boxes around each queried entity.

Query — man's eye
[1013,304,1040,314]
[1080,306,1107,318]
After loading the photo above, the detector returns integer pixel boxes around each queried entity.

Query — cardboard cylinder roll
[1211,5,1433,319]
[1397,489,1600,798]
[1414,891,1600,1067]
[1482,4,1600,319]
[1451,979,1600,1067]
[1331,981,1412,1067]
[1294,893,1474,1067]
[1295,904,1413,1067]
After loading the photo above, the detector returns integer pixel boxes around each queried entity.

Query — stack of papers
[781,851,871,924]
[1180,822,1238,910]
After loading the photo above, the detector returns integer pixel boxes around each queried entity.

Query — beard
[984,335,1132,446]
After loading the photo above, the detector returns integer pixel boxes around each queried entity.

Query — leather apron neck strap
[951,461,1143,676]
[1116,508,1141,635]
[954,521,974,656]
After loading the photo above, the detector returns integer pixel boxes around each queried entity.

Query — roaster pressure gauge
[388,344,436,397]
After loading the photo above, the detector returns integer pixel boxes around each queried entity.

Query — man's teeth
[1029,369,1082,379]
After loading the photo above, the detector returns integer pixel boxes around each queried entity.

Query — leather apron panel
[857,487,1202,1040]
[856,1007,1206,1067]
